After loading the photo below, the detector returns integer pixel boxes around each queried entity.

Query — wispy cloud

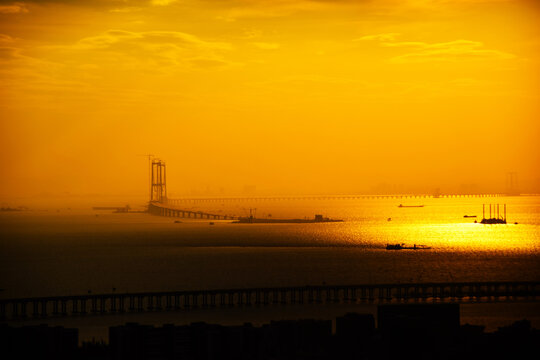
[251,42,280,50]
[150,0,177,6]
[386,39,516,63]
[0,46,19,60]
[109,6,143,13]
[0,33,15,42]
[77,30,232,51]
[216,0,334,21]
[0,0,178,13]
[67,30,237,71]
[0,2,28,14]
[356,33,516,63]
[0,35,27,62]
[355,33,401,42]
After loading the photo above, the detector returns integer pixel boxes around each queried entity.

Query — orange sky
[1,0,539,204]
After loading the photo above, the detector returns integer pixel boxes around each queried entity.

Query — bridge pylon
[151,159,167,203]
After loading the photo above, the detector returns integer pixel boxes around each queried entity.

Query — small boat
[463,215,477,218]
[398,204,424,208]
[386,243,431,250]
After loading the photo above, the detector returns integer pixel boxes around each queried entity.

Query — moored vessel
[386,243,431,250]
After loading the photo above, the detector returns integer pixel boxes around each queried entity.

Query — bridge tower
[506,172,519,196]
[151,159,167,203]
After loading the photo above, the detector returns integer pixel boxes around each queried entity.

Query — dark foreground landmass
[1,303,538,360]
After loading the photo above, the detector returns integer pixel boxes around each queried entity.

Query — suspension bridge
[145,158,508,220]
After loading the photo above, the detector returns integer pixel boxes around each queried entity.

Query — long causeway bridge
[166,194,506,204]
[146,157,511,219]
[1,281,538,321]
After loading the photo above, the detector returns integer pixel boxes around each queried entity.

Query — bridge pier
[238,292,244,306]
[101,297,107,313]
[202,293,208,307]
[386,287,392,301]
[360,288,367,301]
[19,302,27,318]
[420,285,428,301]
[30,301,38,317]
[11,302,19,318]
[272,290,279,304]
[91,298,98,313]
[183,295,190,308]
[1,281,538,320]
[119,296,125,312]
[220,293,225,306]
[41,300,47,317]
[110,297,116,312]
[137,296,144,312]
[52,300,59,316]
[128,296,135,312]
[332,288,339,302]
[403,287,409,301]
[378,287,384,302]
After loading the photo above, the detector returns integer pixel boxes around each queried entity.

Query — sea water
[1,195,539,341]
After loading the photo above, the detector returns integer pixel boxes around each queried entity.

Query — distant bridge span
[148,202,239,220]
[150,194,508,219]
[146,158,509,218]
[166,194,506,204]
[1,281,538,321]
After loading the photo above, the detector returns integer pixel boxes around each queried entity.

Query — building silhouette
[1,304,539,359]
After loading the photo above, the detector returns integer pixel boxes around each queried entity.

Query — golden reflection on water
[321,196,539,253]
[361,221,538,252]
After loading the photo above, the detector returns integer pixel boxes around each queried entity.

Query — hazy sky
[1,0,539,202]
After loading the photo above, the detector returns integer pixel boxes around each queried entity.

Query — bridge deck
[1,281,537,321]
[148,202,239,220]
[166,194,507,204]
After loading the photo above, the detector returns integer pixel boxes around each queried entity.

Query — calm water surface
[1,196,539,298]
